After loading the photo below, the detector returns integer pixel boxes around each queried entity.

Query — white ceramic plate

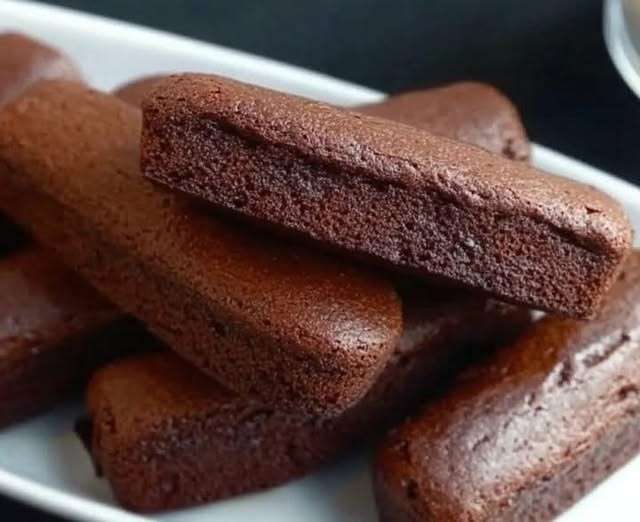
[1,2,639,521]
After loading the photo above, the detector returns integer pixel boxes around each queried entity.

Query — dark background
[3,0,639,520]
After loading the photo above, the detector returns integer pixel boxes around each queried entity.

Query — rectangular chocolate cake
[375,251,640,522]
[0,80,402,417]
[0,248,151,427]
[86,291,529,511]
[140,74,632,318]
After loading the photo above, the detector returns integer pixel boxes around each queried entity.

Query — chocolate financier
[359,82,530,160]
[0,248,151,427]
[141,74,632,318]
[0,81,402,417]
[375,251,640,522]
[87,292,529,512]
[0,76,529,425]
[0,32,82,106]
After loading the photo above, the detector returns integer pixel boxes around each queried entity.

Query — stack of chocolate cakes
[0,32,637,522]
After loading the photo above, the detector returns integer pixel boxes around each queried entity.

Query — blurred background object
[605,0,640,99]
[34,0,640,184]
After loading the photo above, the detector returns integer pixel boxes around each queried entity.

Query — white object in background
[605,0,640,97]
[0,1,640,521]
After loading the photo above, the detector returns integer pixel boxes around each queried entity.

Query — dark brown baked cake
[0,38,147,425]
[141,74,632,318]
[0,32,82,106]
[375,251,640,522]
[86,291,530,511]
[113,75,166,107]
[359,82,530,160]
[0,80,402,417]
[0,248,150,427]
